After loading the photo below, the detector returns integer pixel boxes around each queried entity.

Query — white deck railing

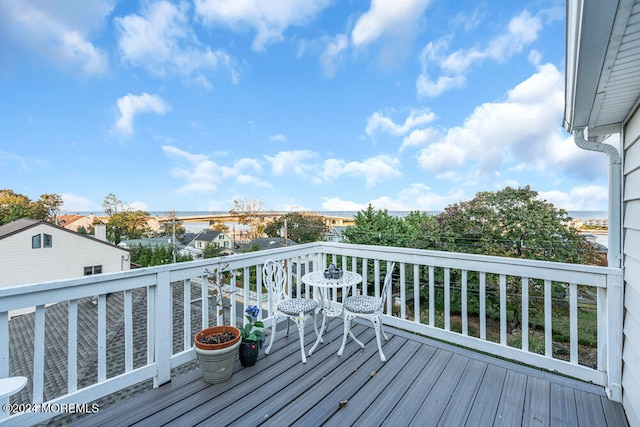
[0,242,623,425]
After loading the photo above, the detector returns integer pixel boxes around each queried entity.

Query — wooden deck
[69,319,628,427]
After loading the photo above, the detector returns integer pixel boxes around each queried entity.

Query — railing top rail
[0,241,621,310]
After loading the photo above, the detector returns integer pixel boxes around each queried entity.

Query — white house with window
[191,230,234,254]
[0,218,130,289]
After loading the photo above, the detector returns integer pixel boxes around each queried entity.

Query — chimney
[94,224,107,241]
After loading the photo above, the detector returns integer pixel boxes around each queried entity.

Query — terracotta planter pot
[193,326,241,384]
[194,326,241,350]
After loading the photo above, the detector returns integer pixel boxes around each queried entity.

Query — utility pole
[284,219,288,246]
[172,213,176,263]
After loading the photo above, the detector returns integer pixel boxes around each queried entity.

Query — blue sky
[0,0,612,213]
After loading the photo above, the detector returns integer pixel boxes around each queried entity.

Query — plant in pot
[193,262,241,384]
[238,305,266,367]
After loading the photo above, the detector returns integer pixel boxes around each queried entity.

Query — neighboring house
[118,236,203,260]
[0,218,130,288]
[57,214,96,232]
[192,230,234,255]
[325,226,348,243]
[240,237,297,252]
[565,1,640,423]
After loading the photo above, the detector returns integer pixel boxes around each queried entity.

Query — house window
[219,235,224,239]
[84,265,102,275]
[43,234,52,248]
[224,241,229,247]
[32,234,41,248]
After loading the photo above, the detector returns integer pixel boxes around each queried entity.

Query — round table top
[302,270,362,288]
[0,376,27,399]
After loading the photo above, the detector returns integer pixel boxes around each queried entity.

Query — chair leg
[265,316,278,355]
[337,313,352,356]
[381,322,389,341]
[296,316,307,364]
[285,317,290,337]
[372,316,386,362]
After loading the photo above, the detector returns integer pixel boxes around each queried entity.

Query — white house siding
[0,223,130,288]
[623,106,640,427]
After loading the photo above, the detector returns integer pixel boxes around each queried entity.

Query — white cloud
[163,146,266,194]
[236,175,272,188]
[351,0,432,47]
[0,0,111,75]
[163,145,221,193]
[366,109,436,138]
[320,154,401,186]
[127,201,149,211]
[320,34,348,78]
[539,186,609,211]
[321,197,367,211]
[269,134,288,142]
[417,63,574,182]
[417,10,543,98]
[116,1,234,88]
[321,183,466,212]
[114,93,170,136]
[265,150,316,175]
[194,0,330,52]
[61,193,98,212]
[401,127,440,151]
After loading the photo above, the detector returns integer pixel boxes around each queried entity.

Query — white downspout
[573,127,623,402]
[572,128,621,268]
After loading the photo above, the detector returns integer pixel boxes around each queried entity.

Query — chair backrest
[263,260,287,303]
[377,262,396,310]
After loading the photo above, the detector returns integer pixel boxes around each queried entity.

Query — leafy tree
[38,193,64,224]
[0,189,48,225]
[102,193,125,216]
[229,197,264,240]
[129,244,192,267]
[158,210,186,238]
[264,212,329,243]
[203,242,224,258]
[106,210,151,245]
[343,205,412,247]
[431,186,600,264]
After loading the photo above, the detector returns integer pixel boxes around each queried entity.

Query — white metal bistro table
[302,270,362,356]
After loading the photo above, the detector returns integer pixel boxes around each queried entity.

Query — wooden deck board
[68,320,628,427]
[437,358,487,426]
[550,383,577,427]
[522,376,550,426]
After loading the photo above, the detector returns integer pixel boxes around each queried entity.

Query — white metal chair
[338,262,395,362]
[263,260,319,363]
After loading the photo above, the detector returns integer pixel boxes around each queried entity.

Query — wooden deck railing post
[154,271,172,387]
[606,273,623,402]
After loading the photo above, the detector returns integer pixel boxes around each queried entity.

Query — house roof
[564,0,640,136]
[57,214,86,226]
[241,237,297,251]
[119,237,180,249]
[192,230,223,242]
[0,218,128,253]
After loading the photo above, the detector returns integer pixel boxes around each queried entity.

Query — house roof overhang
[564,0,640,137]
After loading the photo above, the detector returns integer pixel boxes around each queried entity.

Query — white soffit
[565,0,640,136]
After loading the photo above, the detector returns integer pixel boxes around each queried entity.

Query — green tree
[264,212,329,243]
[343,205,412,247]
[158,211,186,239]
[0,189,49,225]
[431,186,600,264]
[38,193,64,224]
[203,242,224,258]
[106,210,151,244]
[129,244,192,267]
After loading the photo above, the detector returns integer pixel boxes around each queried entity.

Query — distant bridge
[166,212,355,227]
